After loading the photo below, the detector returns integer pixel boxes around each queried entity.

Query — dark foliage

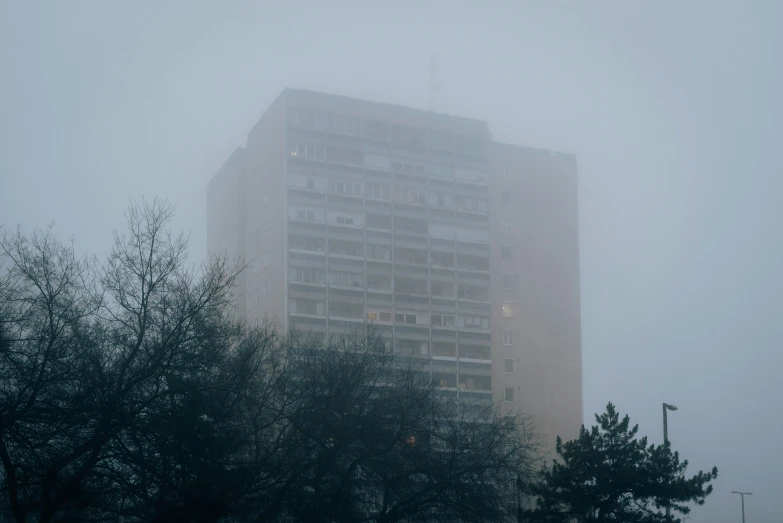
[0,200,538,523]
[522,403,718,523]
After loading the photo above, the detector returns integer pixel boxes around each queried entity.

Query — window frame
[501,191,511,205]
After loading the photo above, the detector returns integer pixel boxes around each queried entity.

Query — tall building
[208,88,582,449]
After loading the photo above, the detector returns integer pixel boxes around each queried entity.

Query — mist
[2,1,782,521]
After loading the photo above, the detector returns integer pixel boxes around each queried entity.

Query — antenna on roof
[429,53,442,112]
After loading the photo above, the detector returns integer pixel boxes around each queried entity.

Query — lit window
[501,191,511,205]
[502,304,514,318]
[503,330,514,346]
[501,246,513,261]
[504,359,515,374]
[504,387,515,402]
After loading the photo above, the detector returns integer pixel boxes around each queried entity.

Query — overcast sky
[2,1,782,520]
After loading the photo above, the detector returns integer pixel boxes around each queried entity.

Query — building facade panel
[208,89,582,449]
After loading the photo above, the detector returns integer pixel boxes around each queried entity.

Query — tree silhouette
[523,403,718,523]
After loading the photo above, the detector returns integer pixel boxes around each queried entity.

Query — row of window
[289,143,489,182]
[296,178,489,212]
[290,109,486,155]
[328,180,362,195]
[288,241,491,268]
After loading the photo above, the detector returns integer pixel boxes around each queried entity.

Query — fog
[1,1,782,521]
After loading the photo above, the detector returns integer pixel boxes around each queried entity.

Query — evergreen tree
[523,403,718,523]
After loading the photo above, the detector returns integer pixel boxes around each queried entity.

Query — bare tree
[0,200,242,523]
[1,202,538,523]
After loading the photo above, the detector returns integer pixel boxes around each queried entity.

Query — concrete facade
[207,88,582,450]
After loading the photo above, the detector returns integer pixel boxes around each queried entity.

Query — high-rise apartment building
[208,89,582,449]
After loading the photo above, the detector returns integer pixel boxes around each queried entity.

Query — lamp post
[731,491,752,523]
[663,403,678,519]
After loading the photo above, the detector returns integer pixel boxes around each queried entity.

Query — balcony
[456,254,490,272]
[458,375,492,394]
[393,312,429,328]
[457,285,490,304]
[393,337,429,357]
[430,282,455,299]
[327,301,364,322]
[433,372,457,390]
[288,176,325,195]
[288,266,326,288]
[328,240,363,260]
[459,315,490,333]
[393,218,428,237]
[366,214,392,231]
[432,342,456,358]
[288,237,326,256]
[288,297,326,319]
[394,247,428,267]
[394,280,429,298]
[366,275,392,293]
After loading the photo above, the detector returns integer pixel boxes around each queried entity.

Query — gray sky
[2,1,781,520]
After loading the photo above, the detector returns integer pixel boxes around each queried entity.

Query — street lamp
[663,403,678,445]
[663,403,678,519]
[731,491,752,523]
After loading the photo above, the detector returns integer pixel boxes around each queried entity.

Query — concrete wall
[489,143,583,456]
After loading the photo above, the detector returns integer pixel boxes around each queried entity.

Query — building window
[504,359,515,374]
[503,330,514,346]
[290,267,325,283]
[501,191,511,205]
[501,219,513,234]
[307,178,315,189]
[335,216,354,225]
[500,167,510,177]
[330,271,363,287]
[367,310,392,322]
[462,315,489,330]
[501,246,513,261]
[367,183,390,199]
[504,387,515,402]
[329,180,362,195]
[395,313,417,324]
[264,193,269,207]
[431,314,455,327]
[502,304,514,318]
[500,191,511,205]
[297,210,316,221]
[292,143,325,159]
[264,252,269,267]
